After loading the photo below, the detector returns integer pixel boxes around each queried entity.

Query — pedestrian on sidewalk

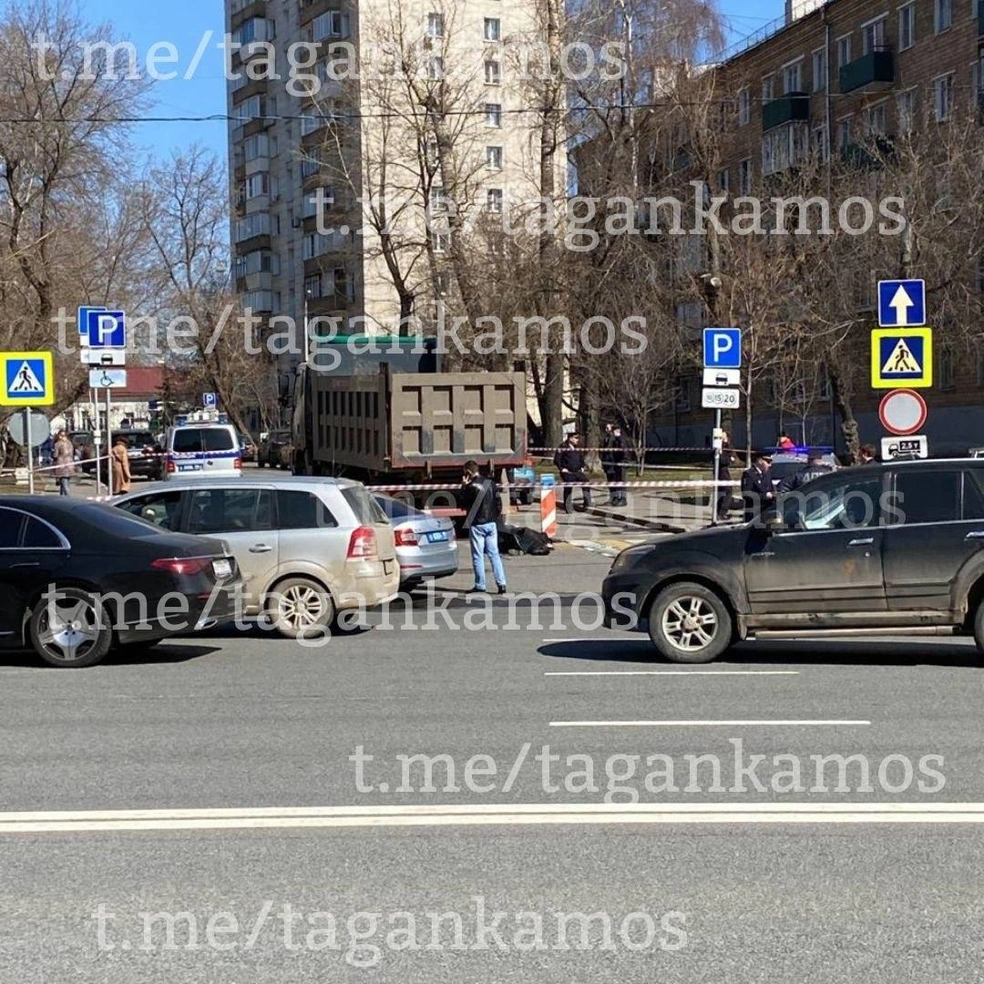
[859,444,878,464]
[741,450,774,524]
[52,429,75,496]
[715,431,735,521]
[554,432,592,513]
[601,424,617,505]
[460,459,507,594]
[111,436,131,495]
[610,426,628,506]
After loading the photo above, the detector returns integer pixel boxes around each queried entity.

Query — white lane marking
[543,638,644,643]
[549,720,870,727]
[0,802,979,832]
[544,670,799,676]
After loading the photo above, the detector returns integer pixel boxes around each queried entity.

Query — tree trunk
[829,368,860,463]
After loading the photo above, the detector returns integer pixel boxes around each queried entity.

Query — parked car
[163,423,241,481]
[68,430,91,462]
[258,430,291,468]
[238,432,257,463]
[372,494,458,590]
[82,430,164,479]
[0,497,240,667]
[602,458,984,663]
[112,476,400,637]
[767,448,840,488]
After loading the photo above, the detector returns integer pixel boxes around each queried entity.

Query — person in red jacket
[777,431,795,450]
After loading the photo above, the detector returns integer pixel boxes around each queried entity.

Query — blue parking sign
[703,328,742,369]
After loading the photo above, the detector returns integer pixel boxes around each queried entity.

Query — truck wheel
[647,582,732,664]
[29,587,113,668]
[266,578,335,640]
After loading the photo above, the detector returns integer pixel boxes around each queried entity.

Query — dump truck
[290,337,530,498]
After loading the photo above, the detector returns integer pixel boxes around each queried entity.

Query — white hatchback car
[112,476,400,637]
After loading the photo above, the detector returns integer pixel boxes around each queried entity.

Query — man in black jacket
[777,449,835,493]
[460,460,506,594]
[741,450,774,523]
[554,433,592,513]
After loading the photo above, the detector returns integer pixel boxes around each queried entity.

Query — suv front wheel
[647,582,732,664]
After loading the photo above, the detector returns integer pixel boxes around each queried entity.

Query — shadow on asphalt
[538,637,983,668]
[0,643,223,669]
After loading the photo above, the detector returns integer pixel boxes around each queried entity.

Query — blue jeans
[57,477,69,496]
[469,522,506,589]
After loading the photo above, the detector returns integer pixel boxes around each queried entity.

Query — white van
[164,424,242,480]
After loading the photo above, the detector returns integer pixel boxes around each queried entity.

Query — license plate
[427,530,449,542]
[212,558,232,579]
[179,463,203,472]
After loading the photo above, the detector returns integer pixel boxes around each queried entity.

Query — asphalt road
[1,545,982,983]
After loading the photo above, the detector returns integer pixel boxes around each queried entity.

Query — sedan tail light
[166,458,176,474]
[151,556,213,576]
[347,526,378,560]
[234,456,242,470]
[394,528,419,547]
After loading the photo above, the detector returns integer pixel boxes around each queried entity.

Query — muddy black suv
[602,458,984,662]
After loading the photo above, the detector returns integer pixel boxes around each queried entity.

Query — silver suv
[112,476,400,637]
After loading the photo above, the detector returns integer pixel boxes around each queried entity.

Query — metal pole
[303,297,310,364]
[25,407,34,495]
[711,408,721,525]
[105,387,112,494]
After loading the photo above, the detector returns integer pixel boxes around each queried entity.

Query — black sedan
[0,497,242,668]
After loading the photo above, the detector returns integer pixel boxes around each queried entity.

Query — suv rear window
[342,486,389,525]
[277,490,339,529]
[172,428,236,453]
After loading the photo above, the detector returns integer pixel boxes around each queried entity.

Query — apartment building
[654,0,984,454]
[225,0,560,414]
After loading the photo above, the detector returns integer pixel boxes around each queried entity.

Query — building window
[761,75,775,102]
[304,273,322,299]
[935,73,954,121]
[426,12,444,37]
[485,145,503,170]
[429,186,448,212]
[485,102,502,127]
[244,172,269,199]
[674,377,692,413]
[426,56,444,80]
[484,60,501,84]
[484,17,501,41]
[486,188,503,213]
[935,0,953,34]
[813,123,829,162]
[716,168,729,193]
[939,347,955,389]
[737,88,750,126]
[737,158,752,195]
[861,17,887,55]
[812,47,827,91]
[782,60,802,94]
[836,116,853,150]
[435,271,451,297]
[312,10,348,41]
[864,101,888,136]
[836,35,852,69]
[432,232,450,253]
[897,88,917,132]
[898,3,915,51]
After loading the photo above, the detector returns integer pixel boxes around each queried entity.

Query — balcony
[839,48,894,94]
[761,93,810,132]
[840,135,894,170]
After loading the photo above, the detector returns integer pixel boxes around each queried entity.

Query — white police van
[164,419,242,480]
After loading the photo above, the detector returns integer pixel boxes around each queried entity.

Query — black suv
[603,459,984,662]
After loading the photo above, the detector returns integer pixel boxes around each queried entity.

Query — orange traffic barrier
[541,484,558,537]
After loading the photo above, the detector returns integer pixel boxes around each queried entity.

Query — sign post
[79,306,126,493]
[1,351,55,493]
[703,328,743,525]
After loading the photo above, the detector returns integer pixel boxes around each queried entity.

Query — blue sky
[85,0,781,166]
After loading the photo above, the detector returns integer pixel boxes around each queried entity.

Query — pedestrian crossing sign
[870,328,932,389]
[0,351,54,406]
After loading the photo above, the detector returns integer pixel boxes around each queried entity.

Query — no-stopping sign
[878,388,927,436]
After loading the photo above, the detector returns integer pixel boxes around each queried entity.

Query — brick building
[647,0,984,454]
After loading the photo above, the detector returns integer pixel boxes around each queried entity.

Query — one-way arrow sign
[878,279,925,327]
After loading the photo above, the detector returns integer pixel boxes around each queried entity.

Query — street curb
[581,506,691,535]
